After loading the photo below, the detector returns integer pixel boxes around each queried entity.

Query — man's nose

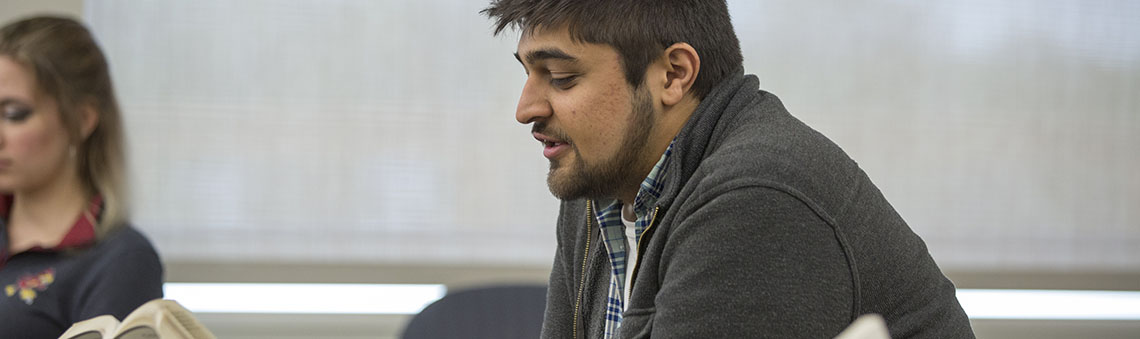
[515,76,551,124]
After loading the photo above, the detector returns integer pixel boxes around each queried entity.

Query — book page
[113,326,160,339]
[834,314,890,339]
[113,299,216,339]
[59,315,120,339]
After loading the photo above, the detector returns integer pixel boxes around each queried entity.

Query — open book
[58,299,216,339]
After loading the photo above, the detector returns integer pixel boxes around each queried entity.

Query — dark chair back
[401,284,547,339]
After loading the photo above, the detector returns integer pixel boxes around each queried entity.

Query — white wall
[0,0,83,24]
[87,0,556,266]
[78,0,1140,272]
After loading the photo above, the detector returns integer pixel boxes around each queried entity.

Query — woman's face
[0,56,74,193]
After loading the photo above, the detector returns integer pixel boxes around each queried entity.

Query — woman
[0,16,163,337]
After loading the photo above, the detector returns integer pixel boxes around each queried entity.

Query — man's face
[514,27,656,201]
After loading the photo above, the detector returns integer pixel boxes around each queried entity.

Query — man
[483,1,976,338]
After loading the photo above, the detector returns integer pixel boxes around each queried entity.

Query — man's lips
[533,132,570,159]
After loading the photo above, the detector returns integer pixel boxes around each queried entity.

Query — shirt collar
[0,194,102,255]
[630,140,675,217]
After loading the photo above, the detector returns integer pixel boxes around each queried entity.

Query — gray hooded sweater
[539,72,975,339]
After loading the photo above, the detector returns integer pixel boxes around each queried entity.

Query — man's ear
[660,42,700,107]
[78,102,99,140]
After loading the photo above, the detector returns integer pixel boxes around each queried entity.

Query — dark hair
[0,16,129,234]
[483,0,743,99]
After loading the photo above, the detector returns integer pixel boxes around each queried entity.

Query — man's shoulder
[672,91,864,211]
[704,105,853,181]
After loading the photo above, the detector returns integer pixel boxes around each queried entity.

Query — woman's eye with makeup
[2,105,32,122]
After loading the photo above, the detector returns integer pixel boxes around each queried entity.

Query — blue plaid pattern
[595,142,674,339]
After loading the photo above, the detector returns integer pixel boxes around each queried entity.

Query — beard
[543,86,656,201]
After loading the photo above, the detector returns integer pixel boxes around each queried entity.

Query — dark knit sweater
[540,72,975,338]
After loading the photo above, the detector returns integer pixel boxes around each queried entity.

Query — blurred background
[1,0,1137,338]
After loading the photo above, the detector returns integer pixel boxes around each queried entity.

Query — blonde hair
[0,16,128,236]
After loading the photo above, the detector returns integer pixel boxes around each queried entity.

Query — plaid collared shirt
[594,142,674,339]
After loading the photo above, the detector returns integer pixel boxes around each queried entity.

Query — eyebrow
[514,48,578,66]
[0,98,28,106]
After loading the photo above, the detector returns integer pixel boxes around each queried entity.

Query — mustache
[532,121,572,144]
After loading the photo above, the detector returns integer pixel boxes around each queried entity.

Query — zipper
[627,206,660,294]
[573,200,594,339]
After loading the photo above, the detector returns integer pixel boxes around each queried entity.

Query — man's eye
[551,75,578,89]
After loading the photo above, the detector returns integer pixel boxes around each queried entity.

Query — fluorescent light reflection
[957,289,1140,320]
[163,284,1140,320]
[163,283,446,314]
